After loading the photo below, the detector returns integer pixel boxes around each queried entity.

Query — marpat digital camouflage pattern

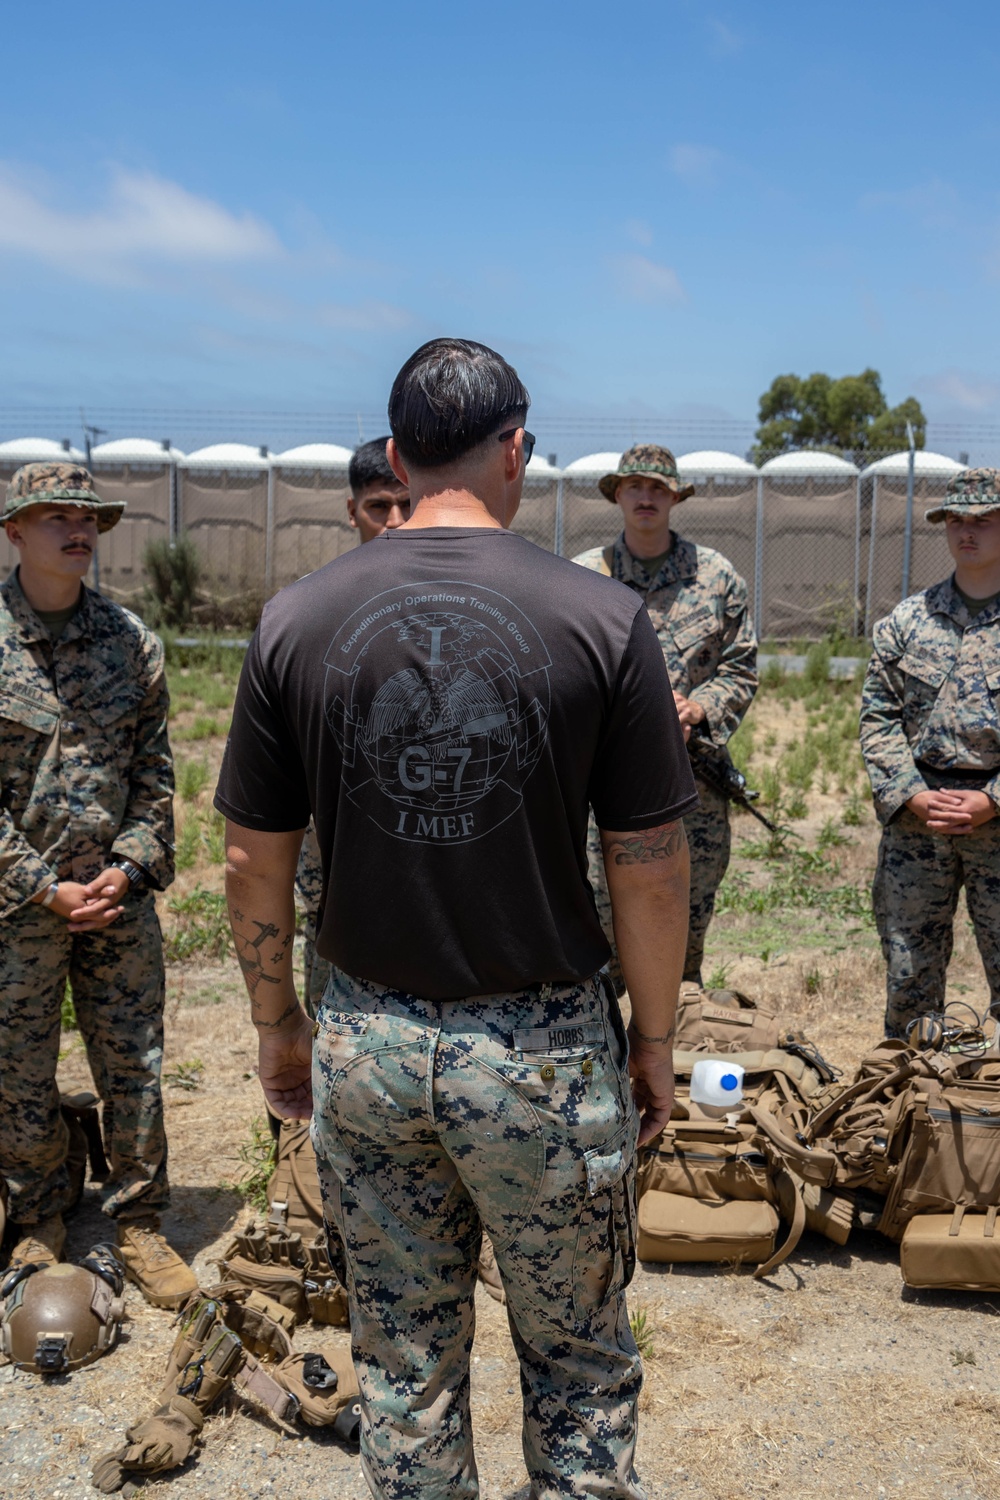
[861,576,1000,1034]
[0,571,174,1224]
[294,822,331,1017]
[597,443,695,503]
[311,967,645,1500]
[574,532,758,984]
[2,462,125,534]
[926,466,1000,523]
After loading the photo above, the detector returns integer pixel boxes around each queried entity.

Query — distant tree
[753,368,926,463]
[143,533,201,629]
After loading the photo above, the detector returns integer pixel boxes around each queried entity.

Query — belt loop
[539,982,552,1005]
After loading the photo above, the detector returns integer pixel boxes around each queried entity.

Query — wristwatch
[110,858,149,893]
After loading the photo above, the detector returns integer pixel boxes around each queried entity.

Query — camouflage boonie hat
[598,444,696,504]
[926,467,1000,524]
[2,463,124,533]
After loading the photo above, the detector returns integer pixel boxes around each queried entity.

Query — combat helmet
[0,1244,126,1375]
[2,463,125,533]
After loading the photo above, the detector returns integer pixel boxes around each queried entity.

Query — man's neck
[623,526,674,561]
[401,487,506,531]
[954,561,1000,600]
[17,565,85,614]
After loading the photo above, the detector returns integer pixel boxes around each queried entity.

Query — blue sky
[2,1,999,458]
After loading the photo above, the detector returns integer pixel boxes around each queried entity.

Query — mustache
[62,542,93,553]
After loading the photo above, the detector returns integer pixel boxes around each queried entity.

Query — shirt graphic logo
[324,582,551,843]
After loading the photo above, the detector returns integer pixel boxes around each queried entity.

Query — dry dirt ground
[3,672,1000,1499]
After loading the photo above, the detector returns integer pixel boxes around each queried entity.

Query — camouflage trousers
[587,777,728,991]
[311,967,645,1500]
[873,808,1000,1037]
[0,893,169,1225]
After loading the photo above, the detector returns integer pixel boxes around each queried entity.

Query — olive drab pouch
[899,1207,1000,1290]
[636,1191,780,1266]
[218,1222,308,1323]
[266,1114,324,1239]
[673,985,781,1055]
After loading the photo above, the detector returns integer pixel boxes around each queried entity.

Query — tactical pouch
[674,986,780,1055]
[636,1191,779,1266]
[218,1222,309,1322]
[303,1234,350,1327]
[267,1115,325,1239]
[900,1207,1000,1290]
[878,1081,1000,1241]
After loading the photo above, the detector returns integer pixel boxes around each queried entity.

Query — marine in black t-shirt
[216,527,696,999]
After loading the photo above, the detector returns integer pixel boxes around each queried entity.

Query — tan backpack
[673,984,780,1054]
[266,1116,324,1241]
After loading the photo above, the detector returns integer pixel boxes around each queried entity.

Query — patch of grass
[61,983,77,1030]
[804,966,822,995]
[175,816,201,872]
[728,719,755,776]
[630,1306,655,1360]
[164,885,232,962]
[174,714,223,742]
[843,789,866,827]
[201,810,227,865]
[817,818,851,850]
[235,1115,277,1213]
[177,757,210,801]
[706,961,734,989]
[165,1059,205,1091]
[786,791,808,820]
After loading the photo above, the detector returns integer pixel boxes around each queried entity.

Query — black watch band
[111,858,148,892]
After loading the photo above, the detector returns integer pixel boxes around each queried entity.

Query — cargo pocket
[573,1119,638,1322]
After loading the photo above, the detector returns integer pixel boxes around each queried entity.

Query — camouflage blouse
[572,532,758,746]
[0,571,175,915]
[861,576,1000,824]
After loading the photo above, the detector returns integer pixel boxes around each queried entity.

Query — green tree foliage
[143,533,201,629]
[754,368,926,462]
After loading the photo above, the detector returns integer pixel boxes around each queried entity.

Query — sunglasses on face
[498,427,536,464]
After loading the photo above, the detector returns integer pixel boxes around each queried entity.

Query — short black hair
[388,338,530,468]
[349,436,400,496]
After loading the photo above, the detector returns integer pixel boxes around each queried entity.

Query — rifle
[687,742,777,833]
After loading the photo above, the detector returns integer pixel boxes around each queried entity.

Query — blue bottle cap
[720,1073,739,1091]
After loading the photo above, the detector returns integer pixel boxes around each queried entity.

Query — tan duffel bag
[636,1191,780,1266]
[900,1207,1000,1290]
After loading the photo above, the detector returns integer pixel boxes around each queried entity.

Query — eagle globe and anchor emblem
[326,594,551,844]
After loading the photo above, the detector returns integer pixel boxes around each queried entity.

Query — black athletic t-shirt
[215,527,698,999]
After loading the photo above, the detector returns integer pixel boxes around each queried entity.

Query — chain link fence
[0,431,986,638]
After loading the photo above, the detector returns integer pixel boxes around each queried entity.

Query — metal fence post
[900,423,916,603]
[853,473,862,637]
[754,474,764,639]
[865,475,879,637]
[264,451,275,596]
[554,475,564,556]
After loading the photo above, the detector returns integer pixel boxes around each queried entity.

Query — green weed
[165,1059,205,1091]
[174,715,223,742]
[201,810,227,865]
[629,1306,655,1360]
[175,817,201,872]
[177,757,210,801]
[706,961,734,989]
[843,789,866,827]
[61,983,77,1031]
[804,967,822,995]
[164,886,232,962]
[235,1115,277,1213]
[817,818,851,850]
[786,791,809,820]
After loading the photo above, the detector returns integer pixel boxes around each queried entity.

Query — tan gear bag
[267,1114,324,1239]
[673,985,781,1054]
[900,1207,1000,1290]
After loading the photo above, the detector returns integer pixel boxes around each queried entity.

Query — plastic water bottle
[689,1059,745,1115]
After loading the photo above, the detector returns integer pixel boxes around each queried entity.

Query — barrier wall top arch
[273,443,353,469]
[181,443,270,471]
[90,438,186,464]
[0,437,85,463]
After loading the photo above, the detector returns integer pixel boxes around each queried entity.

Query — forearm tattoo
[631,1022,676,1046]
[231,910,294,1025]
[607,822,688,866]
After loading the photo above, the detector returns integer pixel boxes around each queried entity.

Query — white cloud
[668,144,724,186]
[918,369,1000,413]
[709,17,743,53]
[859,177,960,230]
[625,218,653,248]
[614,254,686,305]
[0,164,281,279]
[317,299,413,332]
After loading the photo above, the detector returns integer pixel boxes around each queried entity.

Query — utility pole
[81,412,108,594]
[901,421,916,603]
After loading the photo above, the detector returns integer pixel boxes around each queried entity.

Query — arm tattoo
[631,1023,676,1046]
[607,823,687,866]
[233,918,283,1000]
[253,1000,301,1032]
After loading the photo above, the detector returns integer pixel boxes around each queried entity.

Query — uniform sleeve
[688,565,758,745]
[0,812,57,915]
[860,614,928,824]
[111,633,176,889]
[590,608,700,831]
[214,627,312,832]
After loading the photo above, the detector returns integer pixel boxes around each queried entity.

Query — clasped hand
[907,788,996,833]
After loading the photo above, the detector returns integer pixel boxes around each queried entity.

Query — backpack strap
[746,1104,839,1187]
[753,1165,807,1279]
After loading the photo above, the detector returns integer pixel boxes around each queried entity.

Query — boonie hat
[926,467,1000,524]
[2,463,125,534]
[598,444,696,504]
